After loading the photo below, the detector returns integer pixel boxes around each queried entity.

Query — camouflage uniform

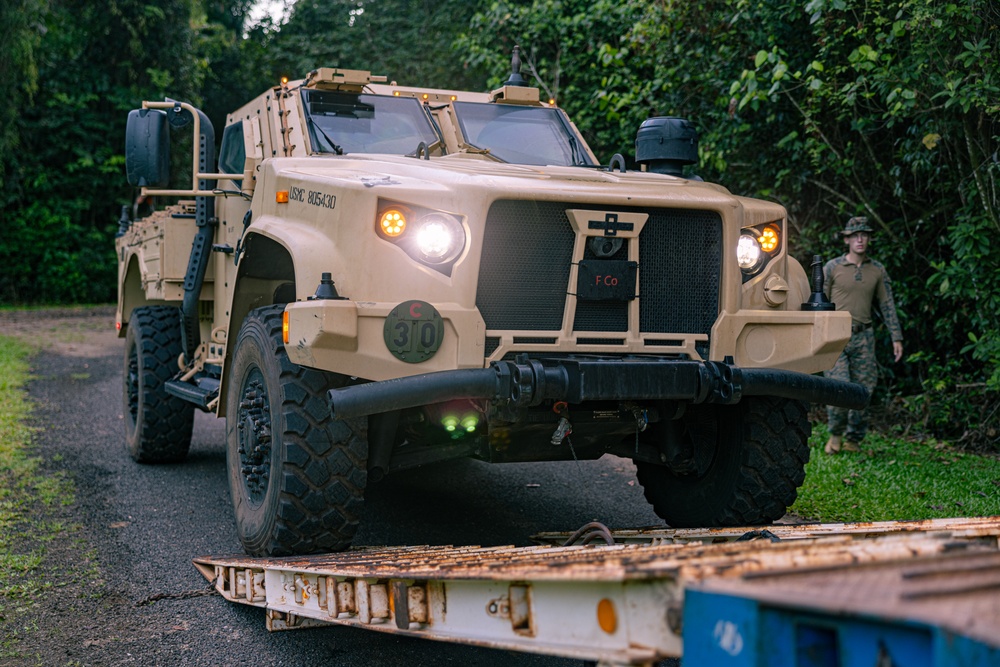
[824,328,877,441]
[822,217,903,445]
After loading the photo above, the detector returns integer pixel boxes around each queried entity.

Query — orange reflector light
[282,310,289,344]
[393,91,400,96]
[450,95,457,101]
[281,76,289,85]
[422,93,429,100]
[597,598,617,634]
[758,226,779,253]
[549,98,556,105]
[379,209,406,236]
[276,191,289,203]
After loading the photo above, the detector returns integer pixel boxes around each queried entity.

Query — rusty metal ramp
[533,515,1000,545]
[193,517,1000,666]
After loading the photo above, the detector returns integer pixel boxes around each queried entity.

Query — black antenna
[503,45,529,87]
[801,255,835,311]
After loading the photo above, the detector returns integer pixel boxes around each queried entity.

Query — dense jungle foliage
[0,0,996,450]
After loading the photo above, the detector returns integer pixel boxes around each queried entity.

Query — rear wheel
[227,305,368,556]
[123,306,194,463]
[635,396,810,527]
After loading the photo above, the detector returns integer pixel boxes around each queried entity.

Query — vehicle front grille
[476,200,722,354]
[476,200,575,331]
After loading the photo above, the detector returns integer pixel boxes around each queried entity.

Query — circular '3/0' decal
[383,300,444,363]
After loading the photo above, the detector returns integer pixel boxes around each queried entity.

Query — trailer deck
[194,516,1000,666]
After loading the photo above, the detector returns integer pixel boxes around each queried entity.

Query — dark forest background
[1,0,997,449]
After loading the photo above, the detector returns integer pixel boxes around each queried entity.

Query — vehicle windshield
[301,90,440,155]
[452,102,594,167]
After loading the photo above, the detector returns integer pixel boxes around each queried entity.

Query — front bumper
[328,356,869,420]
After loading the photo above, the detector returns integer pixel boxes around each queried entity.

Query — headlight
[737,234,763,271]
[376,200,466,275]
[737,222,782,282]
[414,214,462,264]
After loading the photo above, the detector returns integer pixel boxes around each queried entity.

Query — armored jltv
[116,54,866,556]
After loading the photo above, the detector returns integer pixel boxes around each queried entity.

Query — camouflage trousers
[824,328,877,442]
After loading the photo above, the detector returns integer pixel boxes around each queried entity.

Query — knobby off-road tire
[635,396,810,527]
[123,306,195,463]
[227,305,368,556]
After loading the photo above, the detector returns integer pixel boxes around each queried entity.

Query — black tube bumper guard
[328,357,869,420]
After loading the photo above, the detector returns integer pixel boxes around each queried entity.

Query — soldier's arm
[875,266,904,361]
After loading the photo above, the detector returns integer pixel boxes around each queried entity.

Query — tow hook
[629,404,649,432]
[550,401,572,446]
[628,403,649,456]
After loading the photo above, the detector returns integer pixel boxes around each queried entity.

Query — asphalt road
[8,309,666,666]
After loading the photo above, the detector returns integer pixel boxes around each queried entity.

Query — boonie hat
[841,216,874,236]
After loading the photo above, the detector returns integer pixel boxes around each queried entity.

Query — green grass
[792,422,1000,522]
[0,336,77,625]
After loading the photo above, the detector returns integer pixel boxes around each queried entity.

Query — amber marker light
[379,209,407,237]
[422,93,429,100]
[597,598,618,634]
[282,310,290,344]
[276,190,289,203]
[281,76,289,85]
[758,226,779,253]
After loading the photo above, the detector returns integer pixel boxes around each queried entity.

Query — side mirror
[125,108,170,187]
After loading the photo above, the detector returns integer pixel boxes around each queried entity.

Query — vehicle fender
[218,220,339,417]
[117,253,166,336]
[785,255,810,308]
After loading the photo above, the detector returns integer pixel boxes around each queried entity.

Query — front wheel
[635,396,810,527]
[123,306,194,463]
[227,305,368,556]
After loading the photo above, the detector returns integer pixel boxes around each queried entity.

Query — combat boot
[824,435,842,454]
[842,440,860,452]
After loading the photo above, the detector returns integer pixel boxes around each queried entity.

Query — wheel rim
[236,367,273,507]
[126,343,139,428]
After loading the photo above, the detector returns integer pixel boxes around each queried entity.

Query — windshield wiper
[462,141,505,162]
[568,136,587,166]
[309,118,344,155]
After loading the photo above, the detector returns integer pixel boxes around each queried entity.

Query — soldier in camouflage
[822,216,904,453]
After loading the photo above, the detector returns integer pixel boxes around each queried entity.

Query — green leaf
[755,50,768,68]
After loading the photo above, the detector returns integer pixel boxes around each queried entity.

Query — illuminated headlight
[737,234,764,272]
[737,222,782,282]
[376,200,466,275]
[414,214,462,264]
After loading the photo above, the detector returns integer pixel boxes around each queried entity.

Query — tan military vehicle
[117,51,866,556]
